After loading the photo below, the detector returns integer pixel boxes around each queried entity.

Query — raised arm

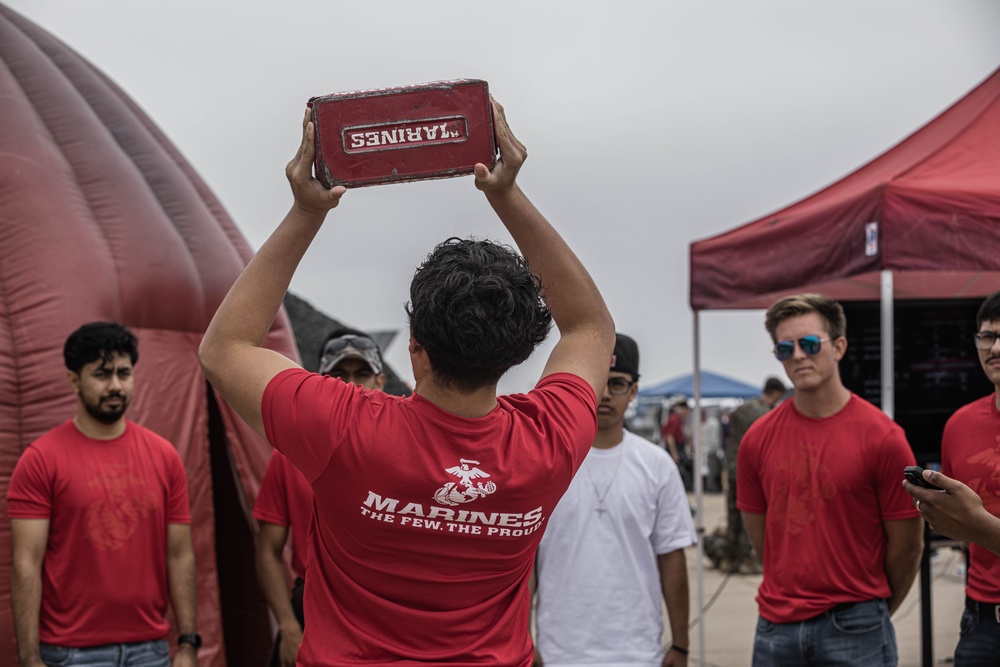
[198,110,347,436]
[474,100,614,398]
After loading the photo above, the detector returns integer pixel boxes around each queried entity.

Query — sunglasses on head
[772,335,831,362]
[322,335,377,356]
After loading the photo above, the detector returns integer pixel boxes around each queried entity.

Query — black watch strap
[178,632,202,649]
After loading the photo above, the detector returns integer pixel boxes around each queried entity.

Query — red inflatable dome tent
[0,6,296,665]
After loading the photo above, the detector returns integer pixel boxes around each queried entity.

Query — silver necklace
[584,444,624,517]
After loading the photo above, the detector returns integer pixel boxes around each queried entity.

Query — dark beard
[84,396,127,424]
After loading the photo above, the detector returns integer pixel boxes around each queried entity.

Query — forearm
[485,186,611,336]
[11,561,43,665]
[664,436,680,463]
[167,549,198,634]
[659,550,690,650]
[885,558,920,614]
[742,512,766,561]
[256,547,301,632]
[883,522,923,614]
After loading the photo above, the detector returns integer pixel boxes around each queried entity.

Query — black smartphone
[904,465,944,491]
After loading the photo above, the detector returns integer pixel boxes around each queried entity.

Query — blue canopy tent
[638,370,760,399]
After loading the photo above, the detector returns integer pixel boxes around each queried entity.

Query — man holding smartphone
[934,290,1000,666]
[737,293,923,666]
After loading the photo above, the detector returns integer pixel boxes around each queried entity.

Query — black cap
[610,333,640,380]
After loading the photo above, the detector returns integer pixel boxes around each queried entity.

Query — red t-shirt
[660,414,685,446]
[262,369,597,666]
[737,395,918,623]
[253,449,314,579]
[6,420,190,646]
[941,394,1000,603]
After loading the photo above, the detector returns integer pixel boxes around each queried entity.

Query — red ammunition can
[309,79,497,188]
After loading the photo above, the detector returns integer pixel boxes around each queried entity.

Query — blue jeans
[954,598,1000,667]
[752,599,898,666]
[40,639,169,667]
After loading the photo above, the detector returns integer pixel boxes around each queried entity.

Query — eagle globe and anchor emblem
[433,458,497,506]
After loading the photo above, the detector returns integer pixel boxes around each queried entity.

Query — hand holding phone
[904,465,944,491]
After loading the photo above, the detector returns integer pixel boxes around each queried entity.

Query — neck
[792,382,851,419]
[593,425,625,449]
[73,410,126,440]
[414,376,498,419]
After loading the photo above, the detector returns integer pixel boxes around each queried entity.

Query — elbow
[596,312,617,353]
[197,337,221,386]
[889,536,924,571]
[601,312,616,343]
[11,557,40,583]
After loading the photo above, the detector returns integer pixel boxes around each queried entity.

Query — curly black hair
[64,322,138,374]
[405,238,552,391]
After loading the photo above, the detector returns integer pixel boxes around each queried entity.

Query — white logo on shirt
[434,458,497,506]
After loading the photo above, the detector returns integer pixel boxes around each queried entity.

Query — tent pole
[880,270,894,419]
[880,269,933,667]
[693,310,705,666]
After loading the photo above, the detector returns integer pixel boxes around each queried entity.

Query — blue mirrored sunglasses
[773,335,830,362]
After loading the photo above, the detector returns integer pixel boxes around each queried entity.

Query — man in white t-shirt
[533,333,696,666]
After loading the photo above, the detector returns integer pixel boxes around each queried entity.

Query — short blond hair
[764,293,846,343]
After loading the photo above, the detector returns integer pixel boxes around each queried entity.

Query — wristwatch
[178,632,203,649]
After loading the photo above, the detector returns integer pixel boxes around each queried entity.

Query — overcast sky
[8,1,1000,395]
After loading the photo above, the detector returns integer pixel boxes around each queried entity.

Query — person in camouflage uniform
[721,377,786,573]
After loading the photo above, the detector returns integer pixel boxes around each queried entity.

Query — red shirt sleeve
[871,425,919,521]
[262,368,366,483]
[6,447,53,519]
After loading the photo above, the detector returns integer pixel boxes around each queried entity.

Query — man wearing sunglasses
[533,333,696,667]
[920,290,1000,667]
[253,328,385,667]
[198,100,615,666]
[737,293,923,666]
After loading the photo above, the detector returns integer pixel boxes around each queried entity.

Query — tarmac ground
[685,492,967,667]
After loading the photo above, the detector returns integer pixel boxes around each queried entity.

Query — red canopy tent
[691,66,1000,311]
[687,67,1000,664]
[0,6,294,665]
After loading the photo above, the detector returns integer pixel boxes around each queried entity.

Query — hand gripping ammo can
[308,79,498,188]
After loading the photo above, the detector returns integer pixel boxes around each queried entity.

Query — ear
[67,370,81,395]
[833,335,848,361]
[408,338,432,384]
[374,374,386,391]
[628,381,639,402]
